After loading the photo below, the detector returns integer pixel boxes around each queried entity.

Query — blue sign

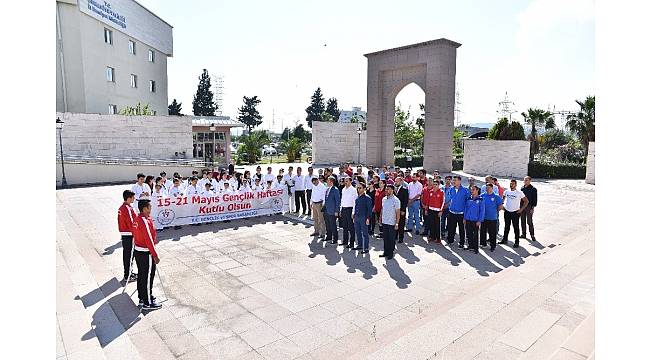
[86,0,126,29]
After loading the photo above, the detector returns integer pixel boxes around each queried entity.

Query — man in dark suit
[394,177,409,243]
[323,176,341,245]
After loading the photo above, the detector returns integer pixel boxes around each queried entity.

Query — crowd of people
[118,162,538,310]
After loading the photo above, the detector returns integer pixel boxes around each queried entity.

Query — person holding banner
[118,190,138,282]
[186,177,200,196]
[323,176,341,245]
[274,174,290,213]
[132,199,162,311]
[263,167,275,184]
[169,178,183,197]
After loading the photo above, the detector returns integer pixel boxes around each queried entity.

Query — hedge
[394,155,423,167]
[528,161,586,179]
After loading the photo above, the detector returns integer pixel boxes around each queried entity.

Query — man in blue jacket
[323,176,341,245]
[464,186,485,254]
[353,183,373,253]
[446,176,471,248]
[480,183,503,252]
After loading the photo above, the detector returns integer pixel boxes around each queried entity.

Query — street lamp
[356,128,362,165]
[56,117,68,188]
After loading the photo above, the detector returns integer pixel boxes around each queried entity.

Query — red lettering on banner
[199,205,225,214]
[191,196,202,204]
[228,202,252,211]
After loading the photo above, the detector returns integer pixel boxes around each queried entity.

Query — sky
[138,0,594,132]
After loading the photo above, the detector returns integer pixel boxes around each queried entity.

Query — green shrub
[488,118,526,140]
[528,161,586,179]
[394,155,423,168]
[452,158,463,171]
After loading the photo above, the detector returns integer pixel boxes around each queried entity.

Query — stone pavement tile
[296,305,337,324]
[308,339,350,360]
[557,310,587,331]
[222,312,265,334]
[129,330,176,360]
[362,297,402,317]
[519,324,571,360]
[288,326,330,354]
[474,341,523,360]
[239,272,268,285]
[321,297,359,316]
[362,282,396,298]
[102,335,142,360]
[163,332,203,357]
[251,303,294,323]
[483,276,537,304]
[340,307,383,329]
[177,346,212,360]
[549,348,587,360]
[206,302,248,324]
[561,311,595,357]
[57,310,102,355]
[499,308,562,351]
[205,335,253,360]
[65,346,107,360]
[258,337,305,360]
[190,323,235,347]
[152,317,189,340]
[239,322,285,349]
[382,290,418,308]
[270,314,312,336]
[57,320,66,358]
[237,294,276,311]
[481,303,534,333]
[366,342,412,360]
[278,295,318,313]
[314,316,360,339]
[302,287,340,306]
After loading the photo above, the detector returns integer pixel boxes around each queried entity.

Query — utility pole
[497,91,516,121]
[214,75,224,115]
[547,104,575,131]
[454,83,462,126]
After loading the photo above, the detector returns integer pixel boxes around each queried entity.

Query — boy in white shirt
[185,177,200,196]
[262,166,276,184]
[131,173,151,213]
[252,177,263,191]
[169,178,183,197]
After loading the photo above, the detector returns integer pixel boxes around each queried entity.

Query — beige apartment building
[56,0,173,115]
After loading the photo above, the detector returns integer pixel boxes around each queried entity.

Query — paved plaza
[56,175,594,360]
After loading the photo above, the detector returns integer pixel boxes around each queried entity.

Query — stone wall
[463,140,530,179]
[56,112,193,160]
[56,162,204,187]
[586,142,595,184]
[312,122,366,165]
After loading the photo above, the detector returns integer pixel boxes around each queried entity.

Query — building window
[215,132,225,141]
[128,40,136,55]
[148,49,155,62]
[108,104,118,114]
[130,74,137,88]
[149,80,156,93]
[106,67,115,82]
[104,28,113,44]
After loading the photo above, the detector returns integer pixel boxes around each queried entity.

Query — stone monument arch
[364,38,461,172]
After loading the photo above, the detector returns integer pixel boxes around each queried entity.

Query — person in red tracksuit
[421,178,445,243]
[132,199,162,310]
[117,190,138,282]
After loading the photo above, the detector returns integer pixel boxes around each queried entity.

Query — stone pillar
[585,142,595,184]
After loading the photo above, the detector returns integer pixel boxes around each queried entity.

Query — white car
[262,147,277,155]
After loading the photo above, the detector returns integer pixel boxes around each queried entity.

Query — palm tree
[236,130,270,164]
[281,137,305,162]
[566,96,595,151]
[521,108,555,161]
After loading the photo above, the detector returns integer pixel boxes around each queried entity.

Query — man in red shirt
[422,178,445,243]
[117,190,138,282]
[132,199,162,311]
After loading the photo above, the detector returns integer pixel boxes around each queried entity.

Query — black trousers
[382,224,396,257]
[447,212,465,245]
[134,250,156,305]
[503,210,521,244]
[369,211,377,234]
[520,206,535,237]
[306,189,312,215]
[465,221,480,251]
[397,212,406,241]
[121,235,134,278]
[294,190,307,214]
[425,210,441,240]
[480,220,498,250]
[341,207,355,246]
[325,213,338,241]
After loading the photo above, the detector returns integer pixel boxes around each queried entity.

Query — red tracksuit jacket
[422,187,445,210]
[132,214,159,259]
[117,202,137,236]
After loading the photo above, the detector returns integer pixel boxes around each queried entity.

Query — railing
[55,154,210,167]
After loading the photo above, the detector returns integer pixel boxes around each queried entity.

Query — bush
[488,118,526,140]
[452,158,463,171]
[528,161,586,179]
[394,155,423,168]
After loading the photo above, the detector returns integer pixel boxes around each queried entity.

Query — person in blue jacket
[446,176,471,248]
[480,183,503,251]
[464,185,485,254]
[323,176,341,245]
[353,183,374,253]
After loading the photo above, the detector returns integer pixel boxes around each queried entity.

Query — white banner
[151,189,285,227]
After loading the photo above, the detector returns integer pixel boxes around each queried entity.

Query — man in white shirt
[305,167,315,216]
[222,181,234,194]
[283,166,296,213]
[202,183,216,196]
[309,176,327,238]
[406,175,424,235]
[168,178,183,197]
[340,176,357,248]
[501,179,529,248]
[131,173,151,212]
[262,166,276,184]
[293,167,307,215]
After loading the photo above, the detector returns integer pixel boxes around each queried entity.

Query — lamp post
[356,128,362,165]
[56,117,68,188]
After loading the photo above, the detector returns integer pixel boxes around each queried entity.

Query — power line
[496,91,516,121]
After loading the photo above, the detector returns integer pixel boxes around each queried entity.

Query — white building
[56,0,173,115]
[338,107,367,123]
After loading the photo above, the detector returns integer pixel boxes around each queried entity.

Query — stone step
[547,310,594,360]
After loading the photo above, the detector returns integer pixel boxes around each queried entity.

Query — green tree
[280,127,290,141]
[305,87,325,128]
[349,114,365,123]
[453,128,466,158]
[320,112,336,122]
[292,124,311,143]
[394,106,424,155]
[120,102,154,116]
[416,103,425,130]
[566,95,595,151]
[487,118,526,140]
[237,95,263,134]
[325,98,341,121]
[281,137,305,162]
[540,128,570,150]
[521,108,556,161]
[236,130,270,164]
[168,99,183,115]
[192,69,217,116]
